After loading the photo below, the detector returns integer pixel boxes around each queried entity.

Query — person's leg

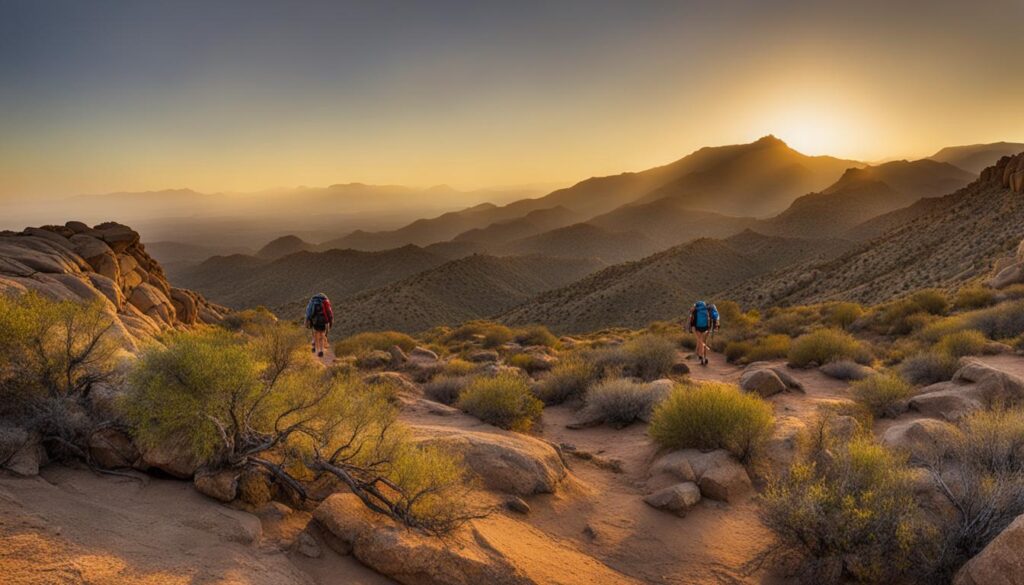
[315,330,325,353]
[695,331,706,361]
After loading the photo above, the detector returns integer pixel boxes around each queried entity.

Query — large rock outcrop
[0,222,225,348]
[955,513,1024,585]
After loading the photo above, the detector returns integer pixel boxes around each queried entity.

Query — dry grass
[457,372,543,431]
[851,373,914,418]
[788,328,869,368]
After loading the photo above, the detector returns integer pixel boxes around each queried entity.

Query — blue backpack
[694,301,709,329]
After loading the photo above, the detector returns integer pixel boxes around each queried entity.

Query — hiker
[687,300,720,366]
[304,292,334,358]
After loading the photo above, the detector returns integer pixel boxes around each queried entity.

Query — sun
[753,99,867,158]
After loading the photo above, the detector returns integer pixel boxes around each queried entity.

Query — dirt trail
[0,467,393,585]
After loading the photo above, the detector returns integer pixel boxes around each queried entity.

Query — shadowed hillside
[930,141,1024,174]
[173,245,447,313]
[725,153,1024,307]
[257,235,316,259]
[499,223,661,264]
[500,230,852,332]
[331,254,606,334]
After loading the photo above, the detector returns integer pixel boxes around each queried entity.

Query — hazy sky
[2,0,1022,199]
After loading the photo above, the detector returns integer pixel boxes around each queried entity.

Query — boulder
[466,349,499,363]
[88,427,140,469]
[955,513,1024,585]
[505,496,531,515]
[881,418,960,460]
[643,482,701,516]
[739,368,787,397]
[409,346,439,361]
[387,345,408,365]
[314,493,533,585]
[94,222,140,253]
[698,459,752,503]
[363,371,421,396]
[649,451,698,483]
[416,426,567,495]
[908,381,984,422]
[0,425,45,476]
[954,359,1024,405]
[136,437,203,479]
[194,468,239,503]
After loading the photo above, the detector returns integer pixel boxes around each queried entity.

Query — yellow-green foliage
[457,372,543,431]
[723,340,753,364]
[507,353,536,371]
[788,328,869,367]
[852,373,914,418]
[0,292,118,410]
[764,305,817,336]
[335,331,416,356]
[955,286,996,310]
[919,301,1024,343]
[533,354,597,404]
[387,443,471,533]
[917,315,970,343]
[716,300,759,331]
[443,321,514,348]
[874,289,950,335]
[648,382,774,461]
[901,351,960,386]
[760,429,922,584]
[726,334,792,364]
[677,332,698,350]
[514,324,558,348]
[935,330,987,358]
[824,301,865,330]
[220,306,277,332]
[999,284,1024,300]
[442,358,477,377]
[623,334,677,381]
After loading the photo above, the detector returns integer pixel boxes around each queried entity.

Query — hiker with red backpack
[304,292,334,358]
[687,300,720,366]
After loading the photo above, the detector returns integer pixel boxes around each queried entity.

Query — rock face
[415,425,567,496]
[955,513,1024,585]
[881,418,960,461]
[314,493,533,585]
[648,449,752,503]
[0,222,226,348]
[0,425,46,476]
[980,151,1024,195]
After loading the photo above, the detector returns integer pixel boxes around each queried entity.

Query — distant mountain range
[930,142,1024,174]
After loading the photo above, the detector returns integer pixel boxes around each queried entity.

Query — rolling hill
[723,152,1024,307]
[498,223,661,264]
[331,254,607,334]
[452,206,582,246]
[499,230,852,332]
[760,159,975,238]
[257,235,316,260]
[930,142,1024,174]
[171,246,448,314]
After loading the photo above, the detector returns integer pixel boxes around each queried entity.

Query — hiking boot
[311,344,316,353]
[318,351,324,358]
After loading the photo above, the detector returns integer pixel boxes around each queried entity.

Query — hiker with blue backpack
[687,300,720,366]
[304,292,334,358]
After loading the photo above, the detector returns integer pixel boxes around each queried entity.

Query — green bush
[648,382,774,461]
[964,300,1024,339]
[955,286,996,310]
[909,289,950,315]
[788,328,869,368]
[723,334,791,364]
[457,372,543,431]
[580,378,667,428]
[442,358,477,377]
[335,331,416,356]
[623,334,677,381]
[824,301,865,330]
[765,307,816,337]
[761,428,923,584]
[220,306,277,332]
[514,324,558,348]
[874,290,949,335]
[481,324,514,348]
[935,330,987,358]
[901,351,959,385]
[533,354,596,405]
[724,340,754,364]
[852,373,914,418]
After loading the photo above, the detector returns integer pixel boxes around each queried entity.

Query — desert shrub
[533,354,597,405]
[920,408,1024,580]
[765,307,816,337]
[955,286,996,310]
[917,315,971,343]
[819,359,871,381]
[824,301,865,330]
[909,289,950,315]
[964,300,1024,339]
[788,328,869,368]
[127,324,472,533]
[220,306,277,332]
[457,372,543,431]
[935,330,987,358]
[442,358,477,377]
[335,331,416,356]
[424,375,470,405]
[480,324,514,348]
[623,334,677,381]
[677,332,698,350]
[585,345,630,376]
[761,424,924,584]
[579,378,667,428]
[716,300,759,331]
[724,340,753,364]
[648,382,774,461]
[901,351,959,385]
[874,290,949,335]
[852,373,914,418]
[998,284,1024,300]
[513,324,558,348]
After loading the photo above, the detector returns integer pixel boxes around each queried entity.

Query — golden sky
[2,1,1022,200]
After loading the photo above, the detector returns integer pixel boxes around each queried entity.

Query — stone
[136,437,203,479]
[88,427,140,469]
[505,496,531,514]
[909,381,984,422]
[0,426,45,476]
[881,418,960,461]
[295,530,322,558]
[409,346,439,361]
[416,426,567,495]
[739,368,787,397]
[649,451,698,483]
[954,359,1024,405]
[194,468,239,502]
[670,361,690,375]
[314,493,533,585]
[466,349,499,363]
[387,344,408,365]
[954,513,1024,585]
[643,482,701,516]
[698,460,752,503]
